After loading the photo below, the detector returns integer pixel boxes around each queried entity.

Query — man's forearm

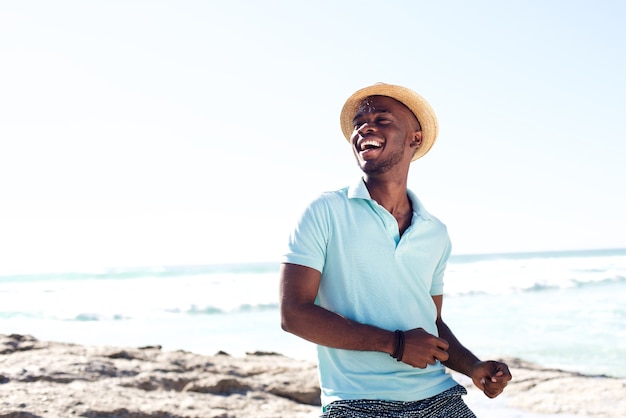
[281,302,395,355]
[436,318,480,377]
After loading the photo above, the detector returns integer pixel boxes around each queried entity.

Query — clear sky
[1,1,625,272]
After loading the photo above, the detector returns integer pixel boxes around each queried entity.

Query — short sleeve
[430,230,452,296]
[281,196,330,273]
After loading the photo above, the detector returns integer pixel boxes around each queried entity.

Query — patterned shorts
[320,385,475,418]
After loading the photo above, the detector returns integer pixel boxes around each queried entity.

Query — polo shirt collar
[347,177,371,200]
[347,178,433,222]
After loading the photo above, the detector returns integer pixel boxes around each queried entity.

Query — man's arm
[279,262,450,367]
[279,262,395,353]
[433,295,512,398]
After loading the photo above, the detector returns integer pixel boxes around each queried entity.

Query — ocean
[1,248,625,379]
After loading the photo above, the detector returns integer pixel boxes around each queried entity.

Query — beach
[2,249,625,379]
[1,334,624,418]
[1,249,625,416]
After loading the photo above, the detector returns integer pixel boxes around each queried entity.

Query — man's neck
[362,175,411,216]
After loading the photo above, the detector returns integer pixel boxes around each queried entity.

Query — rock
[0,334,319,418]
[1,334,625,417]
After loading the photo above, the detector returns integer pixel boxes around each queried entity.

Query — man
[280,83,511,417]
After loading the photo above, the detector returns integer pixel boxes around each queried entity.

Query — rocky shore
[1,334,624,418]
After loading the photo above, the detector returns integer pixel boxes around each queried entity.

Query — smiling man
[280,83,511,417]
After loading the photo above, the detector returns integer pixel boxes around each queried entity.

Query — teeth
[360,140,382,151]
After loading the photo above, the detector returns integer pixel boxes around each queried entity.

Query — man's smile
[356,137,384,158]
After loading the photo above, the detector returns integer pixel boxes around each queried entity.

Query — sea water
[1,248,625,378]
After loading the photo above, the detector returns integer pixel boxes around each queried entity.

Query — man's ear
[411,131,423,148]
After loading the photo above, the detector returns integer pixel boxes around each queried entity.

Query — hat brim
[340,83,439,161]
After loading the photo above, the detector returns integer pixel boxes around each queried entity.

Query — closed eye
[353,118,393,129]
[353,110,394,129]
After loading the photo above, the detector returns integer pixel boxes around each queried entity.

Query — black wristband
[390,330,405,361]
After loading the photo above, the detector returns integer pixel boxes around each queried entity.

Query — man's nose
[357,121,375,135]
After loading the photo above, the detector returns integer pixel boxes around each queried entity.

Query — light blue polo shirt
[282,178,458,406]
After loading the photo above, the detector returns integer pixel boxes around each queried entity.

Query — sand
[0,334,624,418]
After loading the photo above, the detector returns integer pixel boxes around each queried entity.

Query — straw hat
[340,83,439,161]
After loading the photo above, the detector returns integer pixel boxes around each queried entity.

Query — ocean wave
[184,305,224,315]
[239,303,279,312]
[72,313,131,322]
[182,303,280,315]
[573,275,625,285]
[1,303,282,322]
[0,262,281,282]
[446,275,626,296]
[448,247,626,264]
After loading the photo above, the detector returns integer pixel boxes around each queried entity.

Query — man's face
[350,95,422,175]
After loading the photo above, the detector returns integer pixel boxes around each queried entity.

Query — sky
[1,0,625,273]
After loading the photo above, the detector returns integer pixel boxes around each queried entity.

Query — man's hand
[401,328,450,368]
[471,360,512,398]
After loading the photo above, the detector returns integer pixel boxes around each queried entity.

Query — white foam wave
[444,254,626,295]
